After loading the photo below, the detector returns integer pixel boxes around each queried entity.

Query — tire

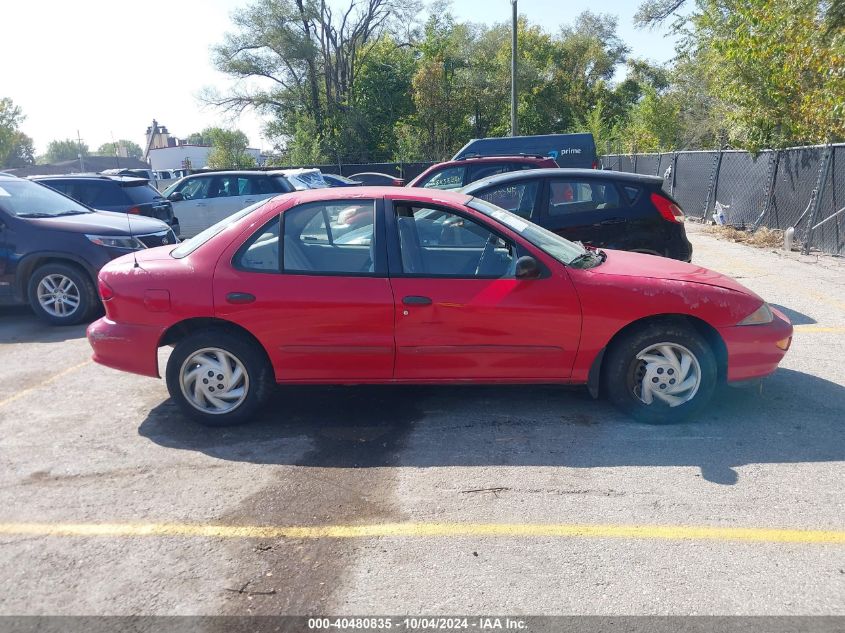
[603,321,717,424]
[27,262,98,326]
[165,329,274,427]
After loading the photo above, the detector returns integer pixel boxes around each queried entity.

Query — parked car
[162,171,297,238]
[31,174,180,236]
[460,168,693,262]
[88,186,792,427]
[276,168,329,190]
[321,173,363,187]
[348,172,405,186]
[0,174,177,325]
[452,133,599,169]
[407,155,559,191]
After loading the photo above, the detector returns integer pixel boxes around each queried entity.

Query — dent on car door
[213,198,395,381]
[387,200,582,381]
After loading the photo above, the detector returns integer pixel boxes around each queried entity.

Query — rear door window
[546,179,621,216]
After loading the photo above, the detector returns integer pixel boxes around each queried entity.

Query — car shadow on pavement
[138,368,844,485]
[0,306,89,344]
[770,303,816,325]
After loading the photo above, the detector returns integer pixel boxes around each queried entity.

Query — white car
[163,170,327,238]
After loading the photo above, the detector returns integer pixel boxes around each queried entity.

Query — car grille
[137,229,178,248]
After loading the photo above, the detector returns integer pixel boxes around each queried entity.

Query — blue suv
[0,174,177,325]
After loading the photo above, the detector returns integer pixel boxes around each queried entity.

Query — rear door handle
[226,292,256,304]
[403,295,432,306]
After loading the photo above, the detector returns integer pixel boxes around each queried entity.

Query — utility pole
[76,130,85,172]
[510,0,518,137]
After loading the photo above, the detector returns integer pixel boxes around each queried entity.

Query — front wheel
[165,329,274,426]
[603,322,717,424]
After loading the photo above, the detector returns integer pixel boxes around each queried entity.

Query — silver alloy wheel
[632,342,702,407]
[36,274,81,318]
[179,347,250,415]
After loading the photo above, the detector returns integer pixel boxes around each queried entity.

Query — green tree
[45,138,89,163]
[204,128,256,169]
[0,98,35,168]
[95,140,143,159]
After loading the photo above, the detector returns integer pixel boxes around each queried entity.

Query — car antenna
[126,203,139,269]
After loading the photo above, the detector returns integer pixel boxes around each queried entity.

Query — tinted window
[418,166,466,190]
[475,180,539,219]
[467,163,511,183]
[123,183,164,204]
[84,181,128,207]
[236,216,280,272]
[176,176,212,200]
[283,201,376,274]
[209,175,252,198]
[251,176,279,195]
[547,179,620,216]
[394,205,517,278]
[623,185,641,203]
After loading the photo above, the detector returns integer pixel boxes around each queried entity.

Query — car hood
[25,211,169,235]
[584,249,762,299]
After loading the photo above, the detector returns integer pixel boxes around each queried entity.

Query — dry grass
[703,225,786,248]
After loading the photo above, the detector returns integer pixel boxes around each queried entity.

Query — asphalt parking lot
[0,222,843,616]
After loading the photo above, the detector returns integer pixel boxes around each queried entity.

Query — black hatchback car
[30,174,180,236]
[461,168,692,261]
[0,175,177,325]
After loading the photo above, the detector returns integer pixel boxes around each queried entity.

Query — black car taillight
[650,192,685,223]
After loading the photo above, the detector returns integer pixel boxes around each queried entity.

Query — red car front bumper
[719,307,793,383]
[87,317,165,378]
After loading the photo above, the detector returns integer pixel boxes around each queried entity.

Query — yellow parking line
[0,360,91,409]
[0,522,842,544]
[793,325,845,333]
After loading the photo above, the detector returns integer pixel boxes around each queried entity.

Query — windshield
[0,179,92,217]
[468,198,591,267]
[286,171,328,190]
[171,199,270,258]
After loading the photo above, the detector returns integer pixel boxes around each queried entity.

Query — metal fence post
[670,152,678,197]
[752,150,781,230]
[802,144,834,254]
[703,150,724,221]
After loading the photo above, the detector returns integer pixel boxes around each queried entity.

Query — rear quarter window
[623,185,641,203]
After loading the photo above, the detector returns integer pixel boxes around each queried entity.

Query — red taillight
[98,278,115,301]
[592,160,599,169]
[650,192,685,223]
[127,206,141,215]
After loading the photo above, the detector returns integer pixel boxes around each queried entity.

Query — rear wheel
[27,263,98,326]
[604,322,717,423]
[165,329,274,426]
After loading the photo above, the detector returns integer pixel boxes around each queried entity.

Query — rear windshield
[123,182,164,204]
[171,199,270,259]
[0,179,92,217]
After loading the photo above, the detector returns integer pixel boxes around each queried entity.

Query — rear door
[540,176,629,248]
[386,199,581,381]
[214,198,395,381]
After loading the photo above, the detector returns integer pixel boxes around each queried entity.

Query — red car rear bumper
[719,307,793,382]
[87,317,164,378]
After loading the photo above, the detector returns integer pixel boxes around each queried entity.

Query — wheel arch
[159,317,274,374]
[588,313,728,398]
[16,253,97,300]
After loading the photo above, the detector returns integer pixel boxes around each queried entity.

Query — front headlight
[738,302,774,325]
[85,234,146,250]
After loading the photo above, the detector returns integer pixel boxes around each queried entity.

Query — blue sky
[1,0,679,155]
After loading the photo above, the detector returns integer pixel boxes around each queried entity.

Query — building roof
[5,156,150,178]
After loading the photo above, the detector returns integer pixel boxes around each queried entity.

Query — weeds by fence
[602,144,845,256]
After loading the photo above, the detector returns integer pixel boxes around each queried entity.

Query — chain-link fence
[602,144,845,256]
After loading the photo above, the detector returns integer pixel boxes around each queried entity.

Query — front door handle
[403,295,432,306]
[226,292,256,304]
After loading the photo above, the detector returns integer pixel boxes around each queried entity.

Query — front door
[387,201,581,381]
[214,198,395,382]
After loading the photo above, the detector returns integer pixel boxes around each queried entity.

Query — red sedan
[87,187,793,427]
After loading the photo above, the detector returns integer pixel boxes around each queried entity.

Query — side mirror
[515,255,542,280]
[168,192,184,202]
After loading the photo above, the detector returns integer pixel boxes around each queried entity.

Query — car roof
[460,168,664,193]
[445,155,555,165]
[28,173,149,184]
[279,186,471,206]
[185,170,276,177]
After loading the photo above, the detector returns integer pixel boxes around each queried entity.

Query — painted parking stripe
[0,360,91,409]
[793,325,845,333]
[0,522,842,544]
